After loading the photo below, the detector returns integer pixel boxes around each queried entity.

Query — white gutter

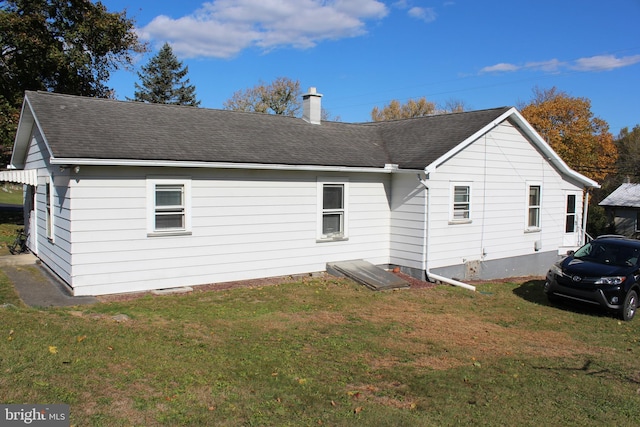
[418,174,476,292]
[49,158,420,175]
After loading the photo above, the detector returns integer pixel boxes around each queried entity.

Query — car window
[573,242,597,260]
[574,242,640,267]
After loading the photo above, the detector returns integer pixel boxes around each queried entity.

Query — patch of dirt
[345,383,417,410]
[96,271,439,303]
[96,274,309,303]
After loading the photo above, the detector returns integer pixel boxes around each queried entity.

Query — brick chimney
[302,87,322,125]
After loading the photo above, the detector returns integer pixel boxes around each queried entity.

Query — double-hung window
[565,194,576,233]
[46,176,54,241]
[156,185,185,229]
[317,178,348,240]
[147,177,192,236]
[450,183,471,223]
[527,184,541,230]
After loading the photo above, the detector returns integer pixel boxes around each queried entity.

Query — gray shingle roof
[599,183,640,208]
[24,91,511,170]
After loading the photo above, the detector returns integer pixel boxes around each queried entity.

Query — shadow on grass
[532,358,640,385]
[512,279,614,320]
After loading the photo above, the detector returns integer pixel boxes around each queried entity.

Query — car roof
[592,236,640,247]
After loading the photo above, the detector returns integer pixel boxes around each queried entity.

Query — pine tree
[133,43,200,106]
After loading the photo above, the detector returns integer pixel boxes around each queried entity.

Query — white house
[0,89,598,296]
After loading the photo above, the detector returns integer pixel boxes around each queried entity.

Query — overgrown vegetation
[1,272,639,426]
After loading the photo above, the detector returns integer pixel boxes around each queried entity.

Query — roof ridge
[360,106,513,125]
[26,90,306,121]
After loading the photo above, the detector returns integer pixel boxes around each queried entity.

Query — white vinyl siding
[423,122,584,272]
[64,169,389,296]
[390,174,426,271]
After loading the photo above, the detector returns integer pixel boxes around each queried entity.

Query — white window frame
[45,176,54,242]
[449,182,472,224]
[526,182,542,232]
[317,177,349,241]
[147,177,192,236]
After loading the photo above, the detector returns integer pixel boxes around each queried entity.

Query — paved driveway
[0,254,97,307]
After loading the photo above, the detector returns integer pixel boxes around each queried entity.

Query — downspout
[418,173,476,292]
[581,189,590,244]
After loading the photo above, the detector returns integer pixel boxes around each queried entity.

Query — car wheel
[621,290,638,321]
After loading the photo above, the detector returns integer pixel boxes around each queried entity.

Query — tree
[0,0,144,159]
[370,97,467,122]
[615,125,640,181]
[520,87,617,182]
[223,77,301,116]
[132,43,200,106]
[371,98,436,121]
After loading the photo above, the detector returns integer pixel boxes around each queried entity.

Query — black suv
[544,236,640,321]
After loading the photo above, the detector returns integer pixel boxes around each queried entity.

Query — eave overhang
[50,158,419,174]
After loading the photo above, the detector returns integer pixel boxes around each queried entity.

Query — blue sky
[101,0,640,136]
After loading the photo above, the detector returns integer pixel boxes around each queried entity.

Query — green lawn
[1,271,639,426]
[0,183,24,206]
[0,186,25,255]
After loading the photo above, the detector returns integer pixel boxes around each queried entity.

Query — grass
[1,271,640,426]
[0,185,24,255]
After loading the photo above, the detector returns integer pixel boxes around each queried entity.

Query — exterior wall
[611,208,640,239]
[389,173,426,271]
[65,167,392,295]
[424,121,585,280]
[24,128,73,284]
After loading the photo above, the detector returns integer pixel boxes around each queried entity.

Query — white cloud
[523,59,565,73]
[480,54,640,74]
[571,54,640,71]
[138,0,388,59]
[408,7,437,23]
[479,63,520,73]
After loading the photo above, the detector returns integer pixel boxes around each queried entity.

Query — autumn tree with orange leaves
[520,87,617,182]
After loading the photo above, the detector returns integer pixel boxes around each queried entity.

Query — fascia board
[9,97,34,168]
[424,108,515,175]
[507,108,600,189]
[50,157,402,174]
[424,107,600,189]
[10,93,55,169]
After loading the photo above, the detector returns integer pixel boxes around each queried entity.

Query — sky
[100,0,640,136]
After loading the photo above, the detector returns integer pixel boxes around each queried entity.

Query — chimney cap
[304,87,322,97]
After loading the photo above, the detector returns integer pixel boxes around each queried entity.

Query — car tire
[621,290,638,321]
[543,282,559,303]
